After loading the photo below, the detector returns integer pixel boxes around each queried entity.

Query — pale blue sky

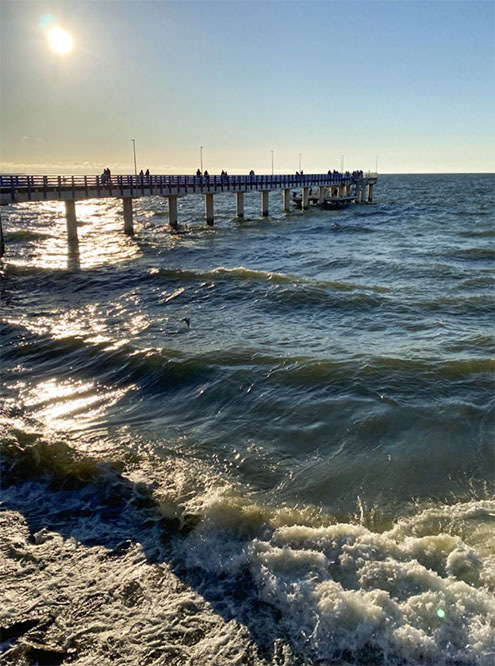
[1,0,493,174]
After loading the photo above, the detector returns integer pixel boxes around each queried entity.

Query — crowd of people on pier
[327,169,364,180]
[99,167,365,185]
[191,168,364,181]
[196,169,230,181]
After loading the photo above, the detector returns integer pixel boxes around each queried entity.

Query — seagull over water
[180,317,191,328]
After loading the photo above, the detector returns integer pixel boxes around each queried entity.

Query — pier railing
[0,172,374,204]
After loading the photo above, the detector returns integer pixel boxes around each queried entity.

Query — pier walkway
[0,172,377,252]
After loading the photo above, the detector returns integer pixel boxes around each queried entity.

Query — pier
[0,172,377,255]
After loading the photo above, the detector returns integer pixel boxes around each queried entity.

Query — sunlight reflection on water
[20,377,130,433]
[6,199,141,271]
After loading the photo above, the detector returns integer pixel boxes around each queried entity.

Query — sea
[1,173,494,666]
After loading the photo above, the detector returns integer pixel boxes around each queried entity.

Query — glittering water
[1,174,494,665]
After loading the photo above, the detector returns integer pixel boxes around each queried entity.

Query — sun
[48,27,73,54]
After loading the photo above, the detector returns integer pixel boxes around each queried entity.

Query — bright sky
[1,0,493,174]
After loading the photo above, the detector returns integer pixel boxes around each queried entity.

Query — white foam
[181,492,495,664]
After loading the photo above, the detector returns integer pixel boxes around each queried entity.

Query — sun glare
[48,27,73,54]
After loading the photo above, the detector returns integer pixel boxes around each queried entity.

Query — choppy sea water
[1,173,494,665]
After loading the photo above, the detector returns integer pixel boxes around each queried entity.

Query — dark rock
[0,618,40,642]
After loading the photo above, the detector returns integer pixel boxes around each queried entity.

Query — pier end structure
[0,172,378,248]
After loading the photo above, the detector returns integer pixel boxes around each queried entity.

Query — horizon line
[1,170,494,177]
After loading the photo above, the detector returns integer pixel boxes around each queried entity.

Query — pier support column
[205,193,214,226]
[368,183,374,202]
[283,188,291,212]
[318,186,326,204]
[339,185,346,197]
[65,200,78,242]
[236,192,244,218]
[261,191,269,216]
[168,195,178,229]
[360,185,367,203]
[123,197,134,235]
[346,184,351,195]
[302,187,310,210]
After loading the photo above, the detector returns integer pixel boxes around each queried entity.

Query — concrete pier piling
[65,200,78,242]
[236,192,244,218]
[283,189,291,212]
[261,191,269,216]
[302,187,310,210]
[123,197,134,235]
[0,213,4,258]
[205,193,214,226]
[168,195,178,229]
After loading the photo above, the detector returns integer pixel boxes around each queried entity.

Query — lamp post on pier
[299,153,302,173]
[200,146,203,173]
[271,150,274,176]
[132,139,137,175]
